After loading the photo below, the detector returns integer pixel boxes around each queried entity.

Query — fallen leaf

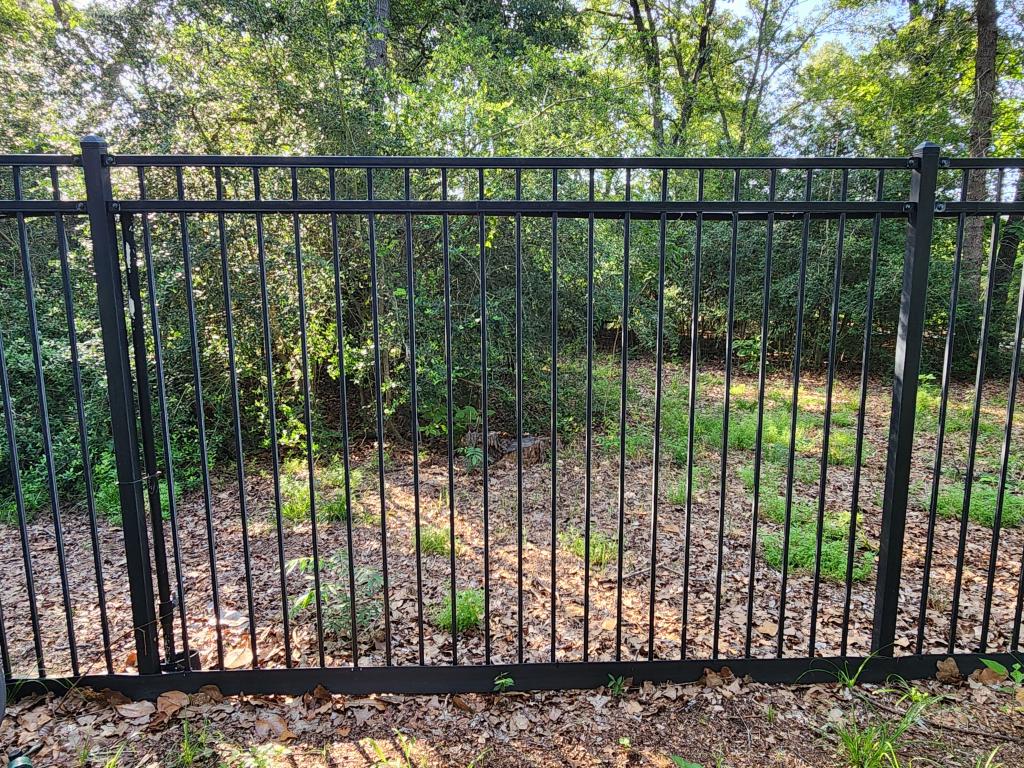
[157,691,190,717]
[255,712,296,741]
[936,657,962,684]
[115,701,156,721]
[224,645,254,670]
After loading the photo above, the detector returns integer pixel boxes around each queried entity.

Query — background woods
[0,0,1022,542]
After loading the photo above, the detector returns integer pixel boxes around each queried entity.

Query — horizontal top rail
[110,154,915,170]
[0,154,80,166]
[111,199,910,219]
[944,157,1024,169]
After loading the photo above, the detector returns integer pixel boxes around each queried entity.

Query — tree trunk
[991,175,1023,338]
[629,0,665,148]
[962,0,998,305]
[367,0,390,72]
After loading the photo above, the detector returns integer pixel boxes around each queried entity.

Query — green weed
[434,588,485,633]
[561,526,618,568]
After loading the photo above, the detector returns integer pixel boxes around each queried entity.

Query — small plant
[762,507,874,583]
[280,459,362,523]
[831,685,938,768]
[176,721,212,767]
[289,551,384,637]
[974,747,1004,768]
[461,445,485,471]
[607,674,628,696]
[493,672,514,693]
[434,588,485,633]
[561,527,618,568]
[368,729,425,768]
[670,758,702,768]
[419,524,451,556]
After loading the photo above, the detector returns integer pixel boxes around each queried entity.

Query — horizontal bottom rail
[5,654,1012,701]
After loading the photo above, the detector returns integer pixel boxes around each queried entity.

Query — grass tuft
[434,588,485,633]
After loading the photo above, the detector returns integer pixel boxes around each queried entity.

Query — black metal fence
[0,138,1022,698]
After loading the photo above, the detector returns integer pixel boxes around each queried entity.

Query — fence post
[872,141,940,655]
[81,135,162,675]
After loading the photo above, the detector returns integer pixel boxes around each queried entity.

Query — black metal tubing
[14,167,79,677]
[174,163,225,670]
[915,171,967,655]
[111,199,904,219]
[7,653,1016,701]
[121,214,177,668]
[809,169,847,656]
[647,169,668,660]
[53,165,114,674]
[253,168,292,668]
[549,169,559,663]
[0,201,83,215]
[440,169,459,665]
[712,169,740,660]
[405,169,426,666]
[872,142,939,655]
[948,202,1002,653]
[744,169,777,657]
[980,247,1024,650]
[777,169,813,657]
[366,170,393,665]
[81,136,162,676]
[0,326,45,676]
[843,170,884,656]
[109,155,911,170]
[614,170,631,661]
[477,169,492,664]
[291,167,327,668]
[329,170,360,665]
[137,167,191,671]
[680,169,704,659]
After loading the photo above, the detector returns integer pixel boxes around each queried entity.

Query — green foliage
[607,675,628,696]
[935,482,1024,529]
[418,524,451,557]
[561,526,618,568]
[492,672,514,693]
[288,551,384,637]
[279,459,362,524]
[761,502,875,583]
[434,588,485,633]
[176,721,212,767]
[831,688,939,768]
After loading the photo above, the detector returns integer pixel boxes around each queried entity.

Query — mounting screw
[110,202,121,212]
[903,203,913,213]
[75,202,87,213]
[906,158,919,169]
[934,202,947,213]
[939,158,951,168]
[102,154,116,167]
